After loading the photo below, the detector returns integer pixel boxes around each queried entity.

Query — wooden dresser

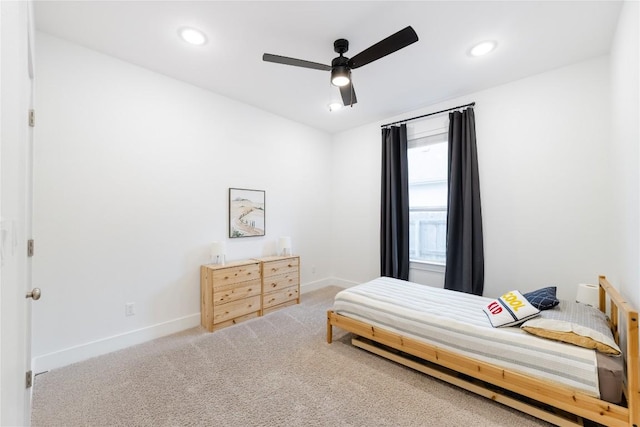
[200,259,262,332]
[257,255,300,315]
[200,255,301,332]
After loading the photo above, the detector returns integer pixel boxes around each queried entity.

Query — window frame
[406,122,449,269]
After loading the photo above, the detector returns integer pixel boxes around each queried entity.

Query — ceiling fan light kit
[263,26,418,107]
[331,66,350,87]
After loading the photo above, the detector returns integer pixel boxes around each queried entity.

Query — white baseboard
[326,277,361,289]
[32,313,201,373]
[300,277,359,293]
[33,278,361,372]
[300,278,334,293]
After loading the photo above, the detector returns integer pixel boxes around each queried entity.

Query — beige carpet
[32,286,550,426]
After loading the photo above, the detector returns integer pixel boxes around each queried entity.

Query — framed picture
[229,188,265,238]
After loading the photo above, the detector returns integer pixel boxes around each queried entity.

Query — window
[408,131,448,265]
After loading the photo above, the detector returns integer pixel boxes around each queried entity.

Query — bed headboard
[598,275,639,426]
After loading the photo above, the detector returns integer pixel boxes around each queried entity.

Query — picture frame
[229,188,265,238]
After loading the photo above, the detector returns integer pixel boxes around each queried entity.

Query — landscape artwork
[229,188,265,238]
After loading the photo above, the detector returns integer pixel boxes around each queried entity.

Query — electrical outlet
[125,303,135,317]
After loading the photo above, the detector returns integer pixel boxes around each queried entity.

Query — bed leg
[327,310,333,344]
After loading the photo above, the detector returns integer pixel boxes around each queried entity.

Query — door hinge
[26,370,32,388]
[28,109,35,127]
[27,239,34,257]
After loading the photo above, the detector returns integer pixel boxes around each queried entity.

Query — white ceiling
[34,1,623,134]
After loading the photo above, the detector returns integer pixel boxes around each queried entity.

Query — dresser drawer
[213,294,261,324]
[263,286,299,309]
[211,263,260,288]
[262,258,299,278]
[263,272,298,293]
[212,311,260,331]
[213,278,261,305]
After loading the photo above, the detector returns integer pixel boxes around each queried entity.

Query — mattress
[334,277,617,399]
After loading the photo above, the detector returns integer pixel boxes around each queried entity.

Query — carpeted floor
[32,286,551,426]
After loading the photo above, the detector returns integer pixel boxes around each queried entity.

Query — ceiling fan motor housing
[331,55,349,68]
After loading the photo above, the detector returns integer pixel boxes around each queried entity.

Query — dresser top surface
[201,259,260,270]
[253,255,299,262]
[202,255,299,270]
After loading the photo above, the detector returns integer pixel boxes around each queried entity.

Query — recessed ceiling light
[179,27,207,46]
[470,41,497,57]
[328,102,343,112]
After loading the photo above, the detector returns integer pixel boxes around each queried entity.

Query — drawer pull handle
[271,283,277,288]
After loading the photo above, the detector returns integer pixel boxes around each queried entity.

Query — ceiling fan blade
[340,82,357,106]
[262,53,331,71]
[347,26,418,69]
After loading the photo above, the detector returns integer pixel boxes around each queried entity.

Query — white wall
[610,0,640,310]
[331,56,614,302]
[32,33,334,371]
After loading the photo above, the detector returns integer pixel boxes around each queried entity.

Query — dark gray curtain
[380,124,409,280]
[444,108,484,295]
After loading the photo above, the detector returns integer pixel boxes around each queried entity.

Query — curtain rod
[380,102,476,128]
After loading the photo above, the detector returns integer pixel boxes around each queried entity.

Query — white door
[1,1,36,425]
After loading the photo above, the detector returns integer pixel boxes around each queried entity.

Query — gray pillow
[520,300,621,355]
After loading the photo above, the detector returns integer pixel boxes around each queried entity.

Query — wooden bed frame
[327,276,639,427]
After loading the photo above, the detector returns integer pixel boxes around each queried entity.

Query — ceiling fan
[262,26,419,107]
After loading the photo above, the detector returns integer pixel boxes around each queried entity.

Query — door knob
[26,288,41,300]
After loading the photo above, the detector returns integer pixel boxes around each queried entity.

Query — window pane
[410,209,447,264]
[408,133,447,264]
[408,141,448,187]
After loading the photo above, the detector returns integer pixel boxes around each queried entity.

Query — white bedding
[333,277,600,397]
